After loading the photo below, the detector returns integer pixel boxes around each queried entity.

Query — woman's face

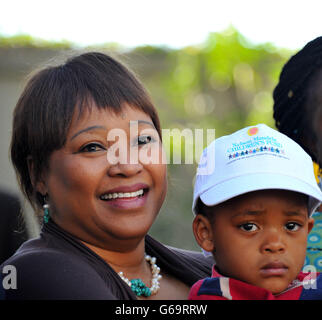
[40,104,167,249]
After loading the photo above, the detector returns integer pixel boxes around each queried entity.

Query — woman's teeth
[100,189,144,200]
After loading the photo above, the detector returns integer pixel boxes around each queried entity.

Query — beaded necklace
[118,254,162,297]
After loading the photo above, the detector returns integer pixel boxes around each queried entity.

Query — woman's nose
[107,149,143,177]
[260,229,286,254]
[108,162,143,177]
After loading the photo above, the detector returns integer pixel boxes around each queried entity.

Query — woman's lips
[99,183,149,209]
[260,261,289,277]
[102,183,149,195]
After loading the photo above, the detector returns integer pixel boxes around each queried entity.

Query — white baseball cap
[193,124,322,217]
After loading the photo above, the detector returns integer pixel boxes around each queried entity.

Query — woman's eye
[80,143,105,153]
[137,135,155,145]
[285,222,301,231]
[239,223,258,232]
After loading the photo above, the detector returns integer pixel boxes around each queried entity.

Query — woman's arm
[1,250,116,300]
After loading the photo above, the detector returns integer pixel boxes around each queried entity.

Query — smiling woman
[0,52,213,300]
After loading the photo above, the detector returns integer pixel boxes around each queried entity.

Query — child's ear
[27,156,48,196]
[193,214,215,253]
[307,217,315,234]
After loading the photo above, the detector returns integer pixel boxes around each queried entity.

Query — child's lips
[260,261,289,277]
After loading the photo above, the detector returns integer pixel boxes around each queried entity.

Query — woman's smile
[98,183,149,209]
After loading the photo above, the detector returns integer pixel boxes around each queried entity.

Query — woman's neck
[48,219,161,296]
[82,239,152,283]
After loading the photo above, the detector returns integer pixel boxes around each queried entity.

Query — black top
[0,219,213,300]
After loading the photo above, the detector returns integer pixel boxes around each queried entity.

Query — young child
[189,124,322,300]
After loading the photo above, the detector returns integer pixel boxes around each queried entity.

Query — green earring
[43,203,50,224]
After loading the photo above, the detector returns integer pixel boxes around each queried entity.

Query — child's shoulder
[189,277,228,300]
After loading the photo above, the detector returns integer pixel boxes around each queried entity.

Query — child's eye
[239,223,258,232]
[285,222,301,231]
[80,143,106,153]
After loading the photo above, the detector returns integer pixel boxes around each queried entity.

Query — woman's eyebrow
[130,120,155,128]
[70,120,155,141]
[70,125,106,140]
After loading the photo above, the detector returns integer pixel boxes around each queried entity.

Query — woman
[273,36,322,271]
[0,52,212,299]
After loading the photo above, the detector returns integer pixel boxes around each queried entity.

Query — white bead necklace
[118,254,162,297]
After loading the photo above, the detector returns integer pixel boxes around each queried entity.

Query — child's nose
[260,230,286,254]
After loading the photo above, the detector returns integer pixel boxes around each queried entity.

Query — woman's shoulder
[2,236,86,267]
[0,237,116,300]
[1,235,83,268]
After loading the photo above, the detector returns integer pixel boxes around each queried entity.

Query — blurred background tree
[0,27,293,250]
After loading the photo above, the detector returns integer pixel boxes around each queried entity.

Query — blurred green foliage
[0,27,294,250]
[0,34,72,49]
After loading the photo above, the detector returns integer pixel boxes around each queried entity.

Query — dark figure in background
[273,36,322,271]
[0,190,28,265]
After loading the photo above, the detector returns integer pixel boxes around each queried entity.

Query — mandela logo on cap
[247,127,259,136]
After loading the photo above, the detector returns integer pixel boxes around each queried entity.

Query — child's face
[193,190,314,295]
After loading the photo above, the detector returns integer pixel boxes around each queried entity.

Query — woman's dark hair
[11,51,161,212]
[273,36,322,168]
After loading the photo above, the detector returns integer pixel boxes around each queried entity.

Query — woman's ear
[27,156,48,196]
[192,214,215,253]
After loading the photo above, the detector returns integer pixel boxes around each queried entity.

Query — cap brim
[199,172,322,216]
